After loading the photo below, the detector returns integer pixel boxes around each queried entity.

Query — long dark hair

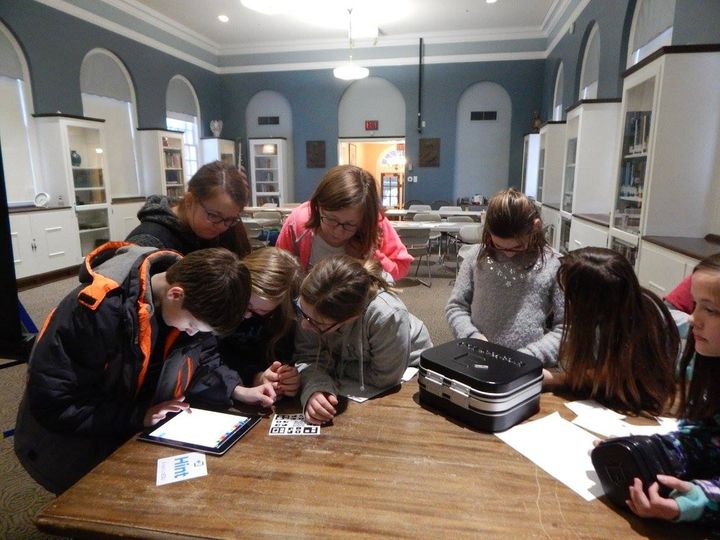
[306,165,383,259]
[678,254,720,420]
[556,247,678,416]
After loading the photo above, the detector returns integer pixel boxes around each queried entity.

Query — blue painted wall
[2,0,719,203]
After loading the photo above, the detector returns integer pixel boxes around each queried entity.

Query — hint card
[156,452,207,486]
[269,413,320,436]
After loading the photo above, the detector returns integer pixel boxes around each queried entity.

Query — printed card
[156,452,207,486]
[269,413,320,436]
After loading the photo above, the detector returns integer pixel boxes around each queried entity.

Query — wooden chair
[396,227,432,287]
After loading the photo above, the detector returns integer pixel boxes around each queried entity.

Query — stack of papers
[495,400,678,501]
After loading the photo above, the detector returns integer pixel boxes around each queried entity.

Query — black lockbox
[418,338,543,432]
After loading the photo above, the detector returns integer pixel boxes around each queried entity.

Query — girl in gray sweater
[294,255,432,425]
[445,188,564,369]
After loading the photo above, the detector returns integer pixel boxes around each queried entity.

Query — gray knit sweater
[445,244,564,366]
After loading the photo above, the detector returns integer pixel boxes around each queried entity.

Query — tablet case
[591,435,679,508]
[418,338,543,432]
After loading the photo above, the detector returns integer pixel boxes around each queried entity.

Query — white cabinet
[9,209,81,279]
[110,199,144,240]
[568,217,609,251]
[561,100,621,215]
[520,133,539,199]
[540,205,561,251]
[35,115,112,257]
[201,138,236,166]
[609,48,720,266]
[536,122,565,205]
[138,129,186,200]
[637,241,698,296]
[248,138,291,206]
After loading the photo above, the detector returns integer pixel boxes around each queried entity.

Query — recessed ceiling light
[218,14,229,23]
[487,0,498,4]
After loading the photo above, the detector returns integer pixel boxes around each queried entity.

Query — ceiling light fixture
[333,8,369,81]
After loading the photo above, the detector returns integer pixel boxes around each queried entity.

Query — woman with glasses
[126,160,251,257]
[275,165,412,281]
[293,255,432,425]
[445,187,564,370]
[187,247,304,406]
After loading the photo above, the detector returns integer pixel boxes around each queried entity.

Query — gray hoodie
[296,290,432,409]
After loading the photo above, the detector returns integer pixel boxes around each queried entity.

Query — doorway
[338,138,406,208]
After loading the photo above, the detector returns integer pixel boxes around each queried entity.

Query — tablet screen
[138,408,260,455]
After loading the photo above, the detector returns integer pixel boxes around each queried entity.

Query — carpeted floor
[1,258,457,538]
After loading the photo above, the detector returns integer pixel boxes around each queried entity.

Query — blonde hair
[241,247,302,357]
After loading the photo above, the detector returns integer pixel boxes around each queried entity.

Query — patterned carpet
[0,363,57,540]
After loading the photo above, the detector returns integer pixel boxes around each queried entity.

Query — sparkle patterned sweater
[445,244,564,366]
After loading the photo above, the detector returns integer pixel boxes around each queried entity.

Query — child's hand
[232,381,276,407]
[626,475,689,520]
[304,391,338,425]
[143,396,191,427]
[275,364,300,397]
[258,361,300,397]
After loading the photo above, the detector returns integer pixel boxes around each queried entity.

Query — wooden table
[35,383,707,539]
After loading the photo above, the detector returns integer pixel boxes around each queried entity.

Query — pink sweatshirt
[275,202,412,281]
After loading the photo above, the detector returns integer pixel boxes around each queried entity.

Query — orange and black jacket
[19,242,226,441]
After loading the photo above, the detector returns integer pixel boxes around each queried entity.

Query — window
[0,24,39,204]
[166,114,198,178]
[579,25,600,100]
[166,76,200,178]
[552,63,565,121]
[628,0,675,67]
[80,49,140,197]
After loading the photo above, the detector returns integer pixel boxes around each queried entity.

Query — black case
[591,435,679,508]
[418,338,543,432]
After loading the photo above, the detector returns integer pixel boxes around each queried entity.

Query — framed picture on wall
[419,138,440,167]
[306,140,326,168]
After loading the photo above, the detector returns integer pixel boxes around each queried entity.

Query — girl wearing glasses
[275,165,412,281]
[294,255,432,425]
[445,187,564,370]
[126,161,251,257]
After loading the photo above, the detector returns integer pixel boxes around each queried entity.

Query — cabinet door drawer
[638,242,698,295]
[568,219,608,250]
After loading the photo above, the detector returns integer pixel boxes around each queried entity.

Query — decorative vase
[70,150,82,167]
[210,120,223,138]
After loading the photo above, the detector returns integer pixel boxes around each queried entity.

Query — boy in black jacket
[14,243,275,494]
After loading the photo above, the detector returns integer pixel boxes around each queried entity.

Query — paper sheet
[565,399,679,438]
[496,412,604,501]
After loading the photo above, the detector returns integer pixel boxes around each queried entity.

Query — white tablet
[138,408,261,455]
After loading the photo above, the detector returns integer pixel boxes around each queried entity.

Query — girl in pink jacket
[275,165,412,281]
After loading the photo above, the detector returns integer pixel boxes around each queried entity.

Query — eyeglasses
[197,200,242,227]
[320,214,358,232]
[487,235,528,254]
[293,298,339,335]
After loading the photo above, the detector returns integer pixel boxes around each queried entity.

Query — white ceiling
[122,0,564,54]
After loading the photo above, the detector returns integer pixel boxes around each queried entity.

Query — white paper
[269,413,320,436]
[496,412,604,501]
[566,400,679,438]
[156,452,207,486]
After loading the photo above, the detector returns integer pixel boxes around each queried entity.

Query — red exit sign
[365,120,379,130]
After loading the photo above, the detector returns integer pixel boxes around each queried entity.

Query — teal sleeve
[672,483,709,522]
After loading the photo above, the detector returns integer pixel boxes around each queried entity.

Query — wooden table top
[35,382,708,539]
